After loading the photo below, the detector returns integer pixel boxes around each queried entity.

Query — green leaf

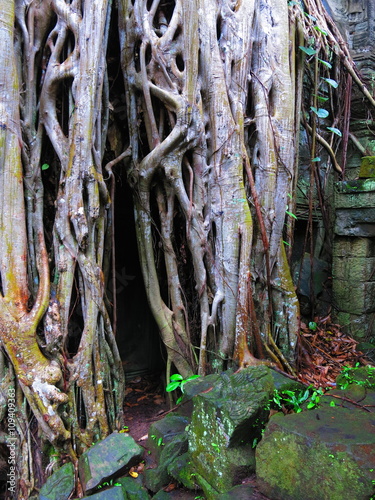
[318,58,332,69]
[309,321,317,331]
[329,401,336,407]
[186,374,200,382]
[170,374,184,381]
[286,210,297,220]
[282,240,291,247]
[313,94,329,102]
[299,45,317,56]
[327,127,342,137]
[41,163,50,170]
[323,77,338,88]
[310,106,329,118]
[314,26,328,36]
[312,157,321,162]
[304,13,317,21]
[166,381,181,392]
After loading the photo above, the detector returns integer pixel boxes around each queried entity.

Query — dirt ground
[122,374,270,499]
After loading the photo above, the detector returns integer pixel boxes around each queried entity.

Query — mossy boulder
[144,432,188,492]
[147,415,189,462]
[256,404,375,500]
[81,485,126,499]
[78,432,144,495]
[188,365,274,495]
[39,462,75,500]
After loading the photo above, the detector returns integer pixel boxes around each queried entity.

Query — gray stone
[144,433,188,492]
[216,484,256,499]
[81,485,126,499]
[116,476,151,499]
[39,462,75,500]
[167,452,199,490]
[256,404,375,500]
[188,366,274,493]
[147,415,189,462]
[78,432,144,495]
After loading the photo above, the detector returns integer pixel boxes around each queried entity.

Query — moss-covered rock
[144,433,188,492]
[78,433,144,495]
[147,415,189,462]
[167,452,199,490]
[256,406,375,500]
[39,462,75,500]
[188,366,274,494]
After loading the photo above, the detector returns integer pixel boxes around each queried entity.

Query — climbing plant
[0,0,374,497]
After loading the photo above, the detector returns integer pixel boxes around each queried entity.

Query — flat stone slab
[78,432,144,494]
[39,462,75,500]
[256,403,375,500]
[81,485,126,499]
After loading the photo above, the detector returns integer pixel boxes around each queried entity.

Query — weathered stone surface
[39,462,75,500]
[256,405,375,500]
[188,366,274,493]
[78,432,144,494]
[333,256,375,282]
[334,181,375,236]
[270,369,306,394]
[115,476,151,499]
[335,311,375,343]
[81,485,126,499]
[333,237,375,258]
[216,484,256,499]
[167,452,199,490]
[332,279,375,314]
[144,433,188,492]
[147,415,189,462]
[360,156,375,178]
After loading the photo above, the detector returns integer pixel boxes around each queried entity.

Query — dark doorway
[113,174,164,379]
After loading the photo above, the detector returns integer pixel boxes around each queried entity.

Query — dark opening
[113,173,165,380]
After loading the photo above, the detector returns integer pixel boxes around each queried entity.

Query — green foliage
[166,374,200,403]
[272,386,324,413]
[327,126,342,137]
[299,45,317,56]
[308,321,317,331]
[310,106,329,118]
[337,364,375,390]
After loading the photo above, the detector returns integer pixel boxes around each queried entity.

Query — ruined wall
[325,0,375,344]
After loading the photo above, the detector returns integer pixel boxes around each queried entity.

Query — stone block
[333,279,375,314]
[78,432,144,495]
[333,237,375,258]
[167,452,199,490]
[359,156,375,178]
[335,312,375,343]
[147,415,189,462]
[334,208,375,237]
[39,462,75,500]
[256,406,375,500]
[81,485,126,499]
[144,433,188,492]
[188,366,274,493]
[333,256,375,282]
[115,476,151,499]
[216,484,256,499]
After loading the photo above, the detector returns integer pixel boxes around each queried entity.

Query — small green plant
[308,321,317,331]
[272,386,324,413]
[306,387,324,409]
[166,373,200,403]
[337,364,375,390]
[272,388,310,413]
[211,442,220,453]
